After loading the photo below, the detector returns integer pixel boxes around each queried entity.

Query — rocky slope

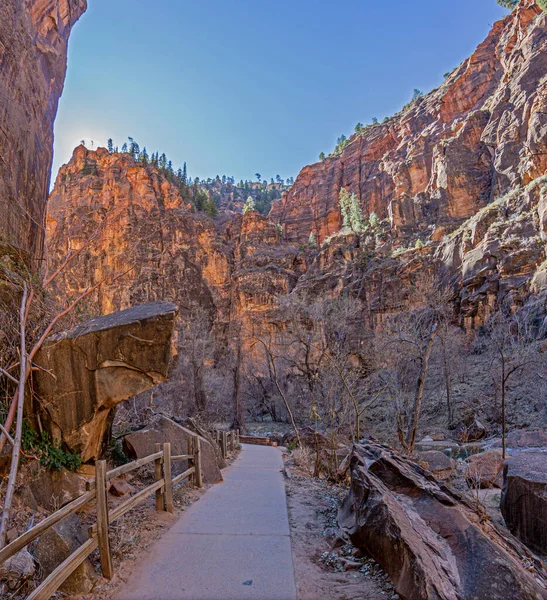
[0,0,86,263]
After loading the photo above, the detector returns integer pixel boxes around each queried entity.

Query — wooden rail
[1,434,204,600]
[238,435,277,447]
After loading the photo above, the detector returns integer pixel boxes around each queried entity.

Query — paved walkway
[118,444,297,600]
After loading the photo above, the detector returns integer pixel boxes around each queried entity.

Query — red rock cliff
[270,1,547,245]
[0,0,86,262]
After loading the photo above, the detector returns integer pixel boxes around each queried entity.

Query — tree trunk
[232,339,247,434]
[405,325,439,454]
[0,284,28,547]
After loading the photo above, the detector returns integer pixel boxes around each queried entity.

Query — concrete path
[118,444,297,600]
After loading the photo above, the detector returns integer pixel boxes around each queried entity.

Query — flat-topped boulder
[123,416,222,485]
[501,452,547,555]
[33,302,177,462]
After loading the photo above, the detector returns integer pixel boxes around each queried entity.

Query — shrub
[243,196,256,213]
[415,239,424,249]
[369,212,380,229]
[308,232,317,248]
[538,0,547,11]
[22,422,82,472]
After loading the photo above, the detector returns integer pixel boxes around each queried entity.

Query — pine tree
[107,138,114,153]
[319,152,325,161]
[140,147,149,166]
[369,212,380,228]
[182,162,188,185]
[496,0,518,8]
[339,187,365,233]
[243,196,256,214]
[121,143,128,153]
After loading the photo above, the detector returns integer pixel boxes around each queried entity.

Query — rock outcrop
[33,301,177,461]
[0,0,86,262]
[501,452,547,555]
[123,415,222,484]
[339,444,547,600]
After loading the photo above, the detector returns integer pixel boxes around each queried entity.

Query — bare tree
[486,310,536,458]
[379,274,453,454]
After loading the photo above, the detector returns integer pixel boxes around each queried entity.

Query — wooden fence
[0,435,206,600]
[214,428,240,459]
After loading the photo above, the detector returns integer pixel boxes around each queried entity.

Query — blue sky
[53,0,509,184]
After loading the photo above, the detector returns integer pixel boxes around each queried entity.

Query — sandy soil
[285,474,399,600]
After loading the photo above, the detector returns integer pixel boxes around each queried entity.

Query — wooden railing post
[154,443,164,511]
[188,436,195,486]
[237,429,240,446]
[230,430,235,452]
[95,460,113,580]
[163,442,174,513]
[194,436,203,489]
[222,431,228,459]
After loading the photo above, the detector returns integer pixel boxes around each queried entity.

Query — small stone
[242,580,253,586]
[109,479,133,497]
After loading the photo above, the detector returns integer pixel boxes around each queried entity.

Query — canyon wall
[45,1,547,418]
[270,1,547,246]
[0,0,86,263]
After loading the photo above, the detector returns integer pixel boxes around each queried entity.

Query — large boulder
[465,449,504,489]
[494,430,547,451]
[417,451,457,481]
[27,464,91,511]
[453,416,487,443]
[34,514,96,594]
[123,416,222,484]
[33,302,177,462]
[501,452,547,555]
[339,444,547,600]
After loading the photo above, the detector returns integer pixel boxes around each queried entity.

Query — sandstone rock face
[46,148,306,410]
[339,444,547,600]
[501,452,547,555]
[33,301,177,461]
[271,2,546,246]
[123,415,222,484]
[0,0,86,262]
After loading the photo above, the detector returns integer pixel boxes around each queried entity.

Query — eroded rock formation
[1,0,86,262]
[339,444,547,600]
[33,301,177,461]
